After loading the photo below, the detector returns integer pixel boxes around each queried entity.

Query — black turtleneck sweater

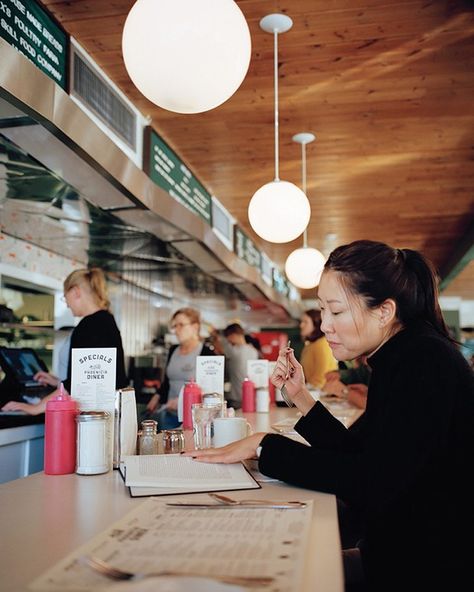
[259,321,474,590]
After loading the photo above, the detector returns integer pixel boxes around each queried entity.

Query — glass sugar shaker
[76,411,111,475]
[138,419,160,455]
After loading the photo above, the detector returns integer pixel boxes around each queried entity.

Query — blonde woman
[2,268,127,415]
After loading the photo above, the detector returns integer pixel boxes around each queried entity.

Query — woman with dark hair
[187,240,474,591]
[299,308,337,388]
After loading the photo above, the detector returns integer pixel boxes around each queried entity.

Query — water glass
[191,403,221,450]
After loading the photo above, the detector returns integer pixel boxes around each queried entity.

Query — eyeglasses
[170,322,192,331]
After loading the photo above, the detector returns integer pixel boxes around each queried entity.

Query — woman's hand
[271,347,315,415]
[1,400,45,415]
[182,432,267,464]
[347,384,368,410]
[270,347,305,395]
[34,370,60,387]
[323,377,346,397]
[146,393,159,413]
[166,398,178,412]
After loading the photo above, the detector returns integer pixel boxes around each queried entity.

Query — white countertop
[0,406,344,592]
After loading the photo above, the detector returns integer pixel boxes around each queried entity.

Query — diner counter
[0,416,45,483]
[0,406,345,592]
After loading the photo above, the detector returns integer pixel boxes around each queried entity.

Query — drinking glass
[191,403,222,449]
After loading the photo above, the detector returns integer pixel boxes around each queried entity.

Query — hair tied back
[397,248,407,263]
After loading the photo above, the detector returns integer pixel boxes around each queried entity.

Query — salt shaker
[137,419,160,455]
[76,411,110,475]
[256,387,270,412]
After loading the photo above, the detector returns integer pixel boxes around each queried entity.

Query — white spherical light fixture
[285,247,326,289]
[122,0,251,114]
[284,132,326,289]
[248,180,311,243]
[248,14,311,244]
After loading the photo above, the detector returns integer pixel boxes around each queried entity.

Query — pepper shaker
[137,419,161,454]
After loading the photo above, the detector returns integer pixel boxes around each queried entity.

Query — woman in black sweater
[188,240,474,591]
[2,268,127,414]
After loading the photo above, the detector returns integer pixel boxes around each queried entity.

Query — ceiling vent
[69,38,145,166]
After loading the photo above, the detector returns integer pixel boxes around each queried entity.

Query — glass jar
[137,419,160,455]
[76,411,110,475]
[162,429,185,454]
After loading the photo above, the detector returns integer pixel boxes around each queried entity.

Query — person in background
[211,323,259,409]
[299,308,338,388]
[323,355,371,410]
[185,240,474,591]
[2,268,128,414]
[244,333,263,358]
[146,307,213,429]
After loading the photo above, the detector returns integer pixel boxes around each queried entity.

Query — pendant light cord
[302,142,308,248]
[273,29,280,182]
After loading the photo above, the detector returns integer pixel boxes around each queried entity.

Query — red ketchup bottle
[182,379,202,430]
[44,383,78,475]
[241,378,256,412]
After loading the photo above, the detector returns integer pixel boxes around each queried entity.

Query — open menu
[30,497,313,592]
[123,454,260,497]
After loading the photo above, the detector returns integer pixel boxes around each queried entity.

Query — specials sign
[71,347,117,411]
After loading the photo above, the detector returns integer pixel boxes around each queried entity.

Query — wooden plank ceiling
[41,0,474,299]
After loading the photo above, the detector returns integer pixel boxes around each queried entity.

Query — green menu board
[234,226,261,269]
[0,0,67,89]
[273,268,290,296]
[145,128,212,225]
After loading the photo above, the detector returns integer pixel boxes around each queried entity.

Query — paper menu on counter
[247,359,269,388]
[29,497,312,592]
[196,355,225,396]
[123,454,259,493]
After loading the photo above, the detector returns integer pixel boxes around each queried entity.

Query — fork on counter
[81,555,274,587]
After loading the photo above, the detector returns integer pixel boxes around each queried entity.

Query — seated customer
[299,308,338,388]
[323,355,370,410]
[186,239,474,591]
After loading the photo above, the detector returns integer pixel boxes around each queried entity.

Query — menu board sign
[0,0,67,89]
[144,127,212,225]
[234,226,261,269]
[273,267,290,296]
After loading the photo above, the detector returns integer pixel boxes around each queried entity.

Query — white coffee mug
[213,417,252,448]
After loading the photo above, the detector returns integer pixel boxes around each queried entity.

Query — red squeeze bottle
[44,383,78,475]
[241,378,256,412]
[182,379,202,430]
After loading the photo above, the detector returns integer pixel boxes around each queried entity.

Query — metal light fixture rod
[260,14,293,183]
[293,132,316,249]
[273,29,279,181]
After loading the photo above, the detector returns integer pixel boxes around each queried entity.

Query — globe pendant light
[122,0,251,114]
[285,133,326,289]
[248,14,311,243]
